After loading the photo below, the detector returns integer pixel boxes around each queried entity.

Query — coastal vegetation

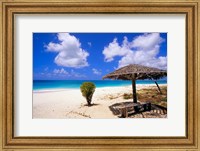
[123,86,167,108]
[80,82,96,106]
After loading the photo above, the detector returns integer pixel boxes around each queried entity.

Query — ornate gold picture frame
[0,0,199,150]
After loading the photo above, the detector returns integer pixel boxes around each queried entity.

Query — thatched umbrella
[103,64,167,103]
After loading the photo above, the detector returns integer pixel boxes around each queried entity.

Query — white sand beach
[33,84,167,119]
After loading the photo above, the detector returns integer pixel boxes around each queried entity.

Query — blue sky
[33,33,167,80]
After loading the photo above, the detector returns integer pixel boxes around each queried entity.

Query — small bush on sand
[80,82,96,106]
[161,97,167,102]
[123,93,132,100]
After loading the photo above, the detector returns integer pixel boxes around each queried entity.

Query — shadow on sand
[83,103,100,107]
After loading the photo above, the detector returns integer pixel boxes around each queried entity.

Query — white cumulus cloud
[92,68,102,75]
[53,68,68,75]
[131,33,164,50]
[53,68,85,78]
[46,33,89,68]
[102,33,167,70]
[102,37,130,62]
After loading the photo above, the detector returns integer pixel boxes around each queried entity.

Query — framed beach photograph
[33,32,167,119]
[0,0,200,151]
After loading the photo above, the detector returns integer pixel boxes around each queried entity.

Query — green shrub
[80,82,96,106]
[123,93,132,100]
[161,97,167,102]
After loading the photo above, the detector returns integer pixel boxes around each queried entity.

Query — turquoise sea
[33,80,167,91]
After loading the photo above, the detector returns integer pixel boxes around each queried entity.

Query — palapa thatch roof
[103,64,167,80]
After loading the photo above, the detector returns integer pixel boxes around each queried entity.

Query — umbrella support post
[155,81,162,94]
[132,74,137,103]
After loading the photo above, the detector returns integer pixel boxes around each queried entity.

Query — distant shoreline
[33,84,167,93]
[33,79,167,91]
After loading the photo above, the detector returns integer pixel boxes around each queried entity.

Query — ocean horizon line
[33,79,167,91]
[33,83,167,93]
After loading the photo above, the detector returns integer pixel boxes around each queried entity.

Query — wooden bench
[118,102,151,118]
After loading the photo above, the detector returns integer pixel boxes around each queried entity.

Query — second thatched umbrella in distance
[102,64,167,103]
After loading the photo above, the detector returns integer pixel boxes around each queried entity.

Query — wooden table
[118,102,151,118]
